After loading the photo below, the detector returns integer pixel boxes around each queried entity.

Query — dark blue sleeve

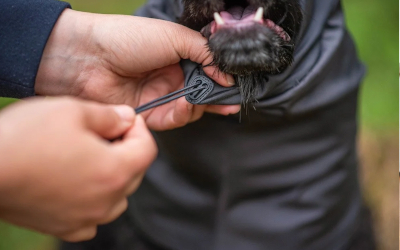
[0,0,71,99]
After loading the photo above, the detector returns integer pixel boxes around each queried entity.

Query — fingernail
[113,105,135,124]
[226,74,235,86]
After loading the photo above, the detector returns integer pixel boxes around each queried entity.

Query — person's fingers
[171,97,196,126]
[144,101,239,131]
[144,97,194,131]
[202,67,236,87]
[80,103,135,140]
[59,226,97,242]
[166,23,235,87]
[111,115,157,174]
[124,171,146,196]
[205,105,241,116]
[188,104,207,123]
[159,97,199,130]
[99,199,128,225]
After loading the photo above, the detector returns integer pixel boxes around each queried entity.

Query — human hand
[35,9,240,131]
[0,97,157,242]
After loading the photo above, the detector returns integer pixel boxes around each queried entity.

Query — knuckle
[90,206,110,222]
[109,173,129,193]
[51,223,77,237]
[172,112,188,128]
[61,227,97,242]
[134,139,158,173]
[96,157,130,193]
[102,199,128,224]
[149,141,158,162]
[128,175,145,194]
[85,229,97,240]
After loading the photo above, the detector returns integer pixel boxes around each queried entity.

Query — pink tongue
[210,6,291,42]
[210,7,260,33]
[220,11,257,24]
[220,6,258,23]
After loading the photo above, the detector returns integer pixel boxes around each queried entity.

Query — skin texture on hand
[35,9,240,131]
[0,97,157,242]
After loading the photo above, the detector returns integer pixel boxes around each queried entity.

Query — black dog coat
[130,1,375,249]
[62,1,376,250]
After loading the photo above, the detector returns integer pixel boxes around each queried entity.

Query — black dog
[179,0,303,103]
[61,2,378,250]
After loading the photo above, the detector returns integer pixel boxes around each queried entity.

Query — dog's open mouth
[179,0,303,103]
[201,6,290,42]
[199,2,296,76]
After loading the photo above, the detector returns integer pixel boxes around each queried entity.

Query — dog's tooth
[254,7,264,22]
[214,12,225,25]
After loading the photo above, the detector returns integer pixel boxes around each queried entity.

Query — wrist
[35,9,99,96]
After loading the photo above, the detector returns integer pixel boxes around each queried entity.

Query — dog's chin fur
[209,24,294,75]
[208,24,294,103]
[179,0,303,104]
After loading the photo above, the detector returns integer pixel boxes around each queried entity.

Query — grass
[342,0,399,131]
[0,0,398,250]
[0,223,55,250]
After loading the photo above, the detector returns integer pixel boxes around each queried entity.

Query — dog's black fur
[179,0,303,103]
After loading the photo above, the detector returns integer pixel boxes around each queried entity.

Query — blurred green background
[0,0,398,250]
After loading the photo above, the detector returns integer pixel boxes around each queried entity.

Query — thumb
[80,103,136,140]
[168,24,235,87]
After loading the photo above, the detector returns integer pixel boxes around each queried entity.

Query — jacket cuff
[0,0,71,98]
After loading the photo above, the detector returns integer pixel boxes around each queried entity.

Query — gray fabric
[131,1,366,250]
